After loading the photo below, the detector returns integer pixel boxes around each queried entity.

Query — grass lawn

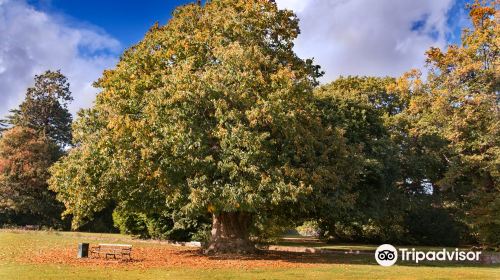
[0,230,498,280]
[276,236,473,252]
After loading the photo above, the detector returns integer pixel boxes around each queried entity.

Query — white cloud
[0,0,460,118]
[0,0,119,118]
[276,0,455,82]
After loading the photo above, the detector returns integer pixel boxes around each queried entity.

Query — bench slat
[89,244,132,260]
[98,244,132,247]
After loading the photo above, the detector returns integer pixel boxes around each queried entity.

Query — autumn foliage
[0,0,496,251]
[0,127,62,225]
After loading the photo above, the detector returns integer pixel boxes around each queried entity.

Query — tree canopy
[0,127,63,226]
[0,70,72,228]
[401,0,499,246]
[8,70,73,147]
[44,0,499,250]
[49,0,355,252]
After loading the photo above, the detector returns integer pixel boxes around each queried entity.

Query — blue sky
[27,0,193,48]
[26,0,468,52]
[0,0,470,118]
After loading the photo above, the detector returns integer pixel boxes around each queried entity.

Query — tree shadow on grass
[176,249,498,268]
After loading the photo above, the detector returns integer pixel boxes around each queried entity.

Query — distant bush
[251,215,293,243]
[404,207,461,247]
[78,205,118,233]
[112,207,210,242]
[190,224,212,243]
[318,204,464,247]
[112,209,148,237]
[0,209,68,230]
[296,221,320,237]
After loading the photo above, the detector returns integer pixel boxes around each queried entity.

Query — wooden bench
[90,244,132,260]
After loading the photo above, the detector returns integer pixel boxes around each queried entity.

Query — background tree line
[0,0,497,251]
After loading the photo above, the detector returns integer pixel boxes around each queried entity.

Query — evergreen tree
[9,70,73,147]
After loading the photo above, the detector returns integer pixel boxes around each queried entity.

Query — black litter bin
[78,243,89,258]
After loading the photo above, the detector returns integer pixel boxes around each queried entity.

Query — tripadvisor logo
[375,244,398,266]
[375,244,482,267]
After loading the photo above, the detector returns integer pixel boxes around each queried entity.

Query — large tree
[50,0,355,253]
[0,70,73,227]
[313,77,402,241]
[0,127,63,226]
[314,75,454,245]
[400,1,499,247]
[8,70,73,147]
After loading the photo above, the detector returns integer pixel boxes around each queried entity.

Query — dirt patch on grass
[20,245,352,269]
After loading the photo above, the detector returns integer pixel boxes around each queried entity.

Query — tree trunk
[204,211,256,254]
